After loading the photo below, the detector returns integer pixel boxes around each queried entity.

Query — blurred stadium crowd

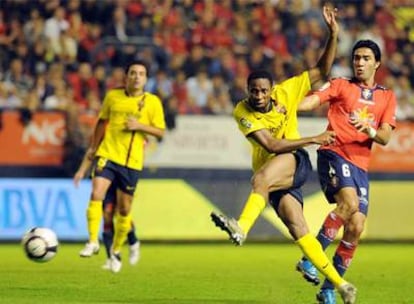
[0,0,413,128]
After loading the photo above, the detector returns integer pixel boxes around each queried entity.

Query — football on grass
[22,227,58,262]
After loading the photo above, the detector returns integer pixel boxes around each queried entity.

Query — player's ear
[375,62,381,70]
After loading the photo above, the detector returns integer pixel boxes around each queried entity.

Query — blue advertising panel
[0,178,91,241]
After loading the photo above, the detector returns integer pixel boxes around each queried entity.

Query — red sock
[316,212,344,250]
[321,240,357,290]
[334,240,357,274]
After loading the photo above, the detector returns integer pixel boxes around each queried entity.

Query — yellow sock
[86,200,103,243]
[112,213,132,253]
[237,193,266,235]
[296,233,347,288]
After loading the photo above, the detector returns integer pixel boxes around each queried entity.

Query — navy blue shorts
[317,150,369,215]
[269,148,312,211]
[93,157,140,196]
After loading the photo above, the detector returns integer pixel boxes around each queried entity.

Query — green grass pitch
[2,243,413,303]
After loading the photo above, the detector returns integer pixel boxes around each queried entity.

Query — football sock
[321,240,357,290]
[237,192,266,235]
[102,230,113,258]
[317,211,345,250]
[127,221,138,245]
[86,200,103,243]
[102,218,114,258]
[296,233,346,288]
[112,213,132,254]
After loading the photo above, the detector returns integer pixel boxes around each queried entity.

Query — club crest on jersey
[240,118,252,129]
[361,88,373,100]
[358,88,374,105]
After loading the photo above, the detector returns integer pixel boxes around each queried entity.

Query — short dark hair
[351,40,381,62]
[125,60,149,76]
[247,70,273,86]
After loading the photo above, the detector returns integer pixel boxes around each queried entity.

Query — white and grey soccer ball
[22,227,58,263]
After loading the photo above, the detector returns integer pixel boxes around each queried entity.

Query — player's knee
[287,221,309,240]
[347,203,359,217]
[251,172,263,189]
[91,190,105,201]
[117,202,132,216]
[337,200,359,221]
[279,211,308,240]
[251,171,272,191]
[347,220,364,238]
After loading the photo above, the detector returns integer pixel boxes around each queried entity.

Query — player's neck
[358,78,376,88]
[258,101,273,113]
[125,88,144,97]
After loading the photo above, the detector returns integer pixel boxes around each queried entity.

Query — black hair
[125,60,149,76]
[351,40,381,62]
[247,70,273,86]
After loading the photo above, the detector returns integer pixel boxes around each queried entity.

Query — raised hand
[322,5,339,36]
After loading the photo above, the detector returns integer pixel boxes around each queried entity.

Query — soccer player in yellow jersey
[74,153,140,270]
[79,60,166,273]
[210,6,356,304]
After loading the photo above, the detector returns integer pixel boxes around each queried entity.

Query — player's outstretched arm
[298,94,321,112]
[308,5,339,87]
[89,118,107,155]
[249,128,335,154]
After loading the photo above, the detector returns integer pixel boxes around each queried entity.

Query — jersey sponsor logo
[240,118,252,128]
[351,106,375,127]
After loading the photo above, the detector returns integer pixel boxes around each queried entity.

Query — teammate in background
[210,6,356,304]
[296,39,396,304]
[73,155,140,269]
[79,60,166,273]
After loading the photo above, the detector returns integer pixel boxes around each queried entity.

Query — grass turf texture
[2,243,413,304]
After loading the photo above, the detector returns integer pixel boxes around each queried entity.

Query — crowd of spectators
[0,0,413,129]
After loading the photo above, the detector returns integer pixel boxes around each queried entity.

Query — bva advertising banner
[0,178,90,240]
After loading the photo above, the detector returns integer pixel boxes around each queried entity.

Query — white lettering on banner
[21,119,66,145]
[145,116,251,169]
[0,179,90,241]
[1,188,75,229]
[171,134,228,150]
